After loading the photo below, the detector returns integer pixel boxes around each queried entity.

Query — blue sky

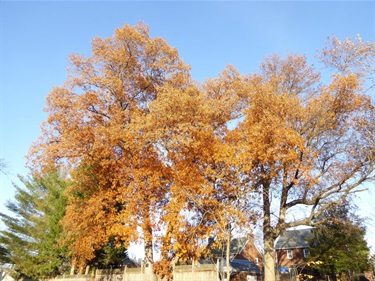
[1,0,375,252]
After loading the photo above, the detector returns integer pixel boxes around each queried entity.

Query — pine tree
[0,171,69,278]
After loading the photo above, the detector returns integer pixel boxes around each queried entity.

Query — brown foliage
[28,24,374,281]
[153,260,173,280]
[29,22,189,267]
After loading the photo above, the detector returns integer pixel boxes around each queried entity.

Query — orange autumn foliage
[29,23,248,269]
[29,23,189,268]
[228,52,374,281]
[28,24,375,281]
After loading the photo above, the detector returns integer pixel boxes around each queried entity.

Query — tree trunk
[144,216,156,281]
[263,179,276,281]
[70,257,76,275]
[144,239,153,267]
[226,229,231,281]
[144,239,155,281]
[263,235,276,281]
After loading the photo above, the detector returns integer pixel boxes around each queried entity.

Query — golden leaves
[260,54,320,97]
[28,24,375,270]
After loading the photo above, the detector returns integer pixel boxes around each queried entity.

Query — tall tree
[229,38,375,281]
[0,171,68,279]
[29,23,253,276]
[28,23,190,276]
[142,66,254,276]
[308,201,370,281]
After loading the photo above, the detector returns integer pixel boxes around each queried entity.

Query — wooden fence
[173,264,218,281]
[51,264,219,281]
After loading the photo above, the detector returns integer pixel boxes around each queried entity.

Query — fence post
[217,259,220,281]
[95,268,98,281]
[122,266,127,281]
[70,263,75,275]
[90,268,95,281]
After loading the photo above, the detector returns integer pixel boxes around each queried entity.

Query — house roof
[209,237,249,257]
[119,257,139,268]
[275,228,313,250]
[199,258,261,275]
[230,259,261,275]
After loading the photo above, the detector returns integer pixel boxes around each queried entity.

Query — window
[286,250,293,259]
[303,249,310,258]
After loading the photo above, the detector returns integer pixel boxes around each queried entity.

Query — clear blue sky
[1,0,375,252]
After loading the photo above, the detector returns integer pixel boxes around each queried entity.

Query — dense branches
[26,23,375,281]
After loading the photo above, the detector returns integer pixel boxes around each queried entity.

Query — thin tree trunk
[144,239,155,281]
[144,216,156,281]
[263,179,276,281]
[226,228,231,281]
[70,257,76,275]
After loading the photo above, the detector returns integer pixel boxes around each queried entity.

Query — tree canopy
[27,23,375,281]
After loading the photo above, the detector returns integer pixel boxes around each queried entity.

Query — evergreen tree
[0,244,11,264]
[89,237,128,269]
[0,171,69,278]
[308,201,370,281]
